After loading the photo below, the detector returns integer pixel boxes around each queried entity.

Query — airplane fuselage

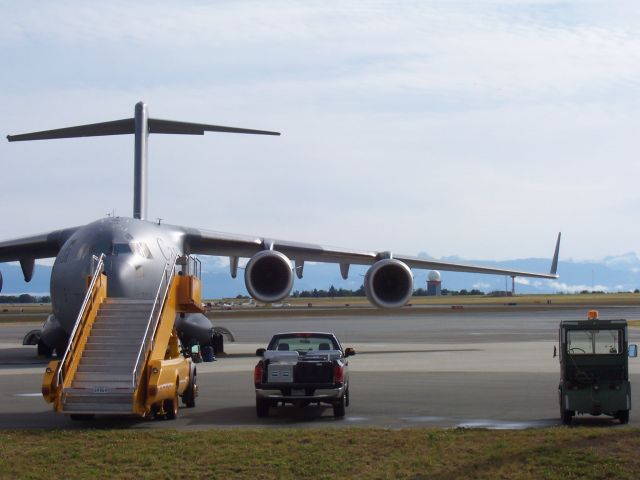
[51,217,182,330]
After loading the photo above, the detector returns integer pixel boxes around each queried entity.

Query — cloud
[547,281,610,293]
[2,1,640,264]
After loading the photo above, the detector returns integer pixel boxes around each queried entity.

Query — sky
[1,0,640,264]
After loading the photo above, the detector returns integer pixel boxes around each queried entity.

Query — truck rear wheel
[561,409,573,425]
[333,394,346,418]
[256,397,269,418]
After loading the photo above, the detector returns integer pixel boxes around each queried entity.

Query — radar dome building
[427,270,441,296]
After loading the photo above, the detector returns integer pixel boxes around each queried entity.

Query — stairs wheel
[182,368,197,408]
[151,404,164,420]
[164,382,180,420]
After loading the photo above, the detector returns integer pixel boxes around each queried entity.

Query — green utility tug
[557,310,638,425]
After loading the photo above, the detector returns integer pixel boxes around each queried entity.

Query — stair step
[76,368,134,375]
[93,316,148,322]
[81,349,138,363]
[100,304,153,310]
[91,327,148,335]
[72,380,133,390]
[86,337,141,345]
[95,316,150,322]
[82,344,140,352]
[74,372,131,381]
[62,382,133,396]
[78,356,136,364]
[104,300,153,305]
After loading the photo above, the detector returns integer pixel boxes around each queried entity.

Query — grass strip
[1,427,639,479]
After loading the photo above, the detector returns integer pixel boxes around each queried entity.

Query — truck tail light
[254,363,263,385]
[333,364,344,385]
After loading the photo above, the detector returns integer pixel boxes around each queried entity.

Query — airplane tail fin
[7,101,280,220]
[550,232,561,276]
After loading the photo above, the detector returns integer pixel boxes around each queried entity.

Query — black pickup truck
[253,332,356,418]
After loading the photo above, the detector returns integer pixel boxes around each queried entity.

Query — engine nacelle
[244,250,294,303]
[0,270,3,293]
[364,259,414,308]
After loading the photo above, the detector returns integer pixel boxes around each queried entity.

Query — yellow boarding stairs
[42,253,202,419]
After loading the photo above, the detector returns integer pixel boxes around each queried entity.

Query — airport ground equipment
[254,332,355,418]
[557,310,638,425]
[41,254,202,419]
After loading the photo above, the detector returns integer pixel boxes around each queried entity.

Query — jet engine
[244,250,294,303]
[364,259,414,308]
[0,269,2,293]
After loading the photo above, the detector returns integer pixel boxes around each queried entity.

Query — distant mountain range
[2,253,640,298]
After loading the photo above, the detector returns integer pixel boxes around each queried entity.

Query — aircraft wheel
[164,383,179,420]
[256,397,269,418]
[333,394,346,418]
[212,333,224,354]
[37,340,53,358]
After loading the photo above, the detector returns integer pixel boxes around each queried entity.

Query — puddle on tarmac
[455,419,557,430]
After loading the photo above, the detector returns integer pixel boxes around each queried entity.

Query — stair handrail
[132,251,179,388]
[57,253,106,386]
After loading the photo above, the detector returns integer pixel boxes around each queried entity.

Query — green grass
[1,427,639,479]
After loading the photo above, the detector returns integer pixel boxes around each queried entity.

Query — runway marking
[400,416,446,423]
[15,393,42,397]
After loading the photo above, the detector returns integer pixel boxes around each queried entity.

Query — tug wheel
[618,410,630,424]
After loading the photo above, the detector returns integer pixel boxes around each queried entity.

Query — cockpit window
[130,242,152,259]
[567,329,622,355]
[112,243,132,255]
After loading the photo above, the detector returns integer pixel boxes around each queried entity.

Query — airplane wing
[0,227,79,281]
[182,227,561,279]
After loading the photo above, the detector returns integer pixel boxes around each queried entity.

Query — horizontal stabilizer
[7,119,134,141]
[148,118,280,136]
[7,118,279,142]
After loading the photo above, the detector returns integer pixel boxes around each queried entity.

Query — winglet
[550,232,561,276]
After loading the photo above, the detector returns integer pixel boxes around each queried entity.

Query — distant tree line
[0,294,51,304]
[289,286,487,298]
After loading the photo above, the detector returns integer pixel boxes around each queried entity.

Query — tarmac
[1,305,639,429]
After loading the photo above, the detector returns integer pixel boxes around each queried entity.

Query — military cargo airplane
[0,102,561,357]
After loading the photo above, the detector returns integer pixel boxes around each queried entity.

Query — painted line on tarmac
[14,393,42,397]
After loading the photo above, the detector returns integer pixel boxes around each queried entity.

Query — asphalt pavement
[1,305,639,429]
